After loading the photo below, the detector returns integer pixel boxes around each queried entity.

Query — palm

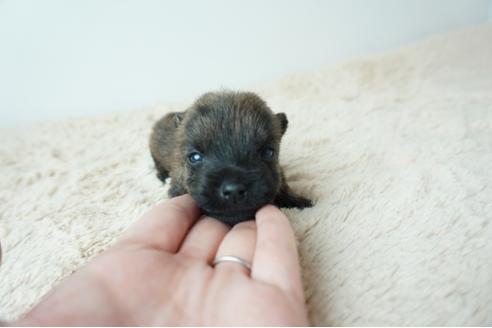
[19,195,308,326]
[97,248,304,326]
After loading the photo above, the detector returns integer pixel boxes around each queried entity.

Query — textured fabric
[1,25,491,325]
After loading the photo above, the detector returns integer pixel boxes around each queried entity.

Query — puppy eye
[188,152,203,164]
[260,147,274,160]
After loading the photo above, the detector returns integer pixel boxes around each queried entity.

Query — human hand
[16,195,308,326]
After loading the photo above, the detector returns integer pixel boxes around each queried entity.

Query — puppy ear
[276,113,288,135]
[174,112,184,128]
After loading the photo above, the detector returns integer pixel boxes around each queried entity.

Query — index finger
[118,194,200,253]
[251,205,305,303]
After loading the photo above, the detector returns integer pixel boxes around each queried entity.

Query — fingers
[118,194,200,253]
[179,217,230,263]
[251,205,304,302]
[214,220,257,275]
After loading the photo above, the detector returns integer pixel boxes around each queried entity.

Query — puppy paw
[292,196,313,209]
[273,191,313,209]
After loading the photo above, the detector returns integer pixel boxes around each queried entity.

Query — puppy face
[177,92,287,225]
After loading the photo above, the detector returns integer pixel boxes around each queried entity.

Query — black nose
[220,181,247,203]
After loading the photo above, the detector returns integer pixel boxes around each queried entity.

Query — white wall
[0,0,490,127]
[489,0,492,20]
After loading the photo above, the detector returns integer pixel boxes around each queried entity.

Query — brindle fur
[150,91,312,224]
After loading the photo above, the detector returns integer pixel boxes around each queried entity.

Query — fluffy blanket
[1,25,491,325]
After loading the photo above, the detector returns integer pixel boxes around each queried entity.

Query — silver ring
[213,255,252,271]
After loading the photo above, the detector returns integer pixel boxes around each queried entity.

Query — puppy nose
[220,182,247,203]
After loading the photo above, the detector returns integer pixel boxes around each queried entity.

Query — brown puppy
[150,91,312,225]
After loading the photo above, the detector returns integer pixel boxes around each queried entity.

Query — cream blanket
[1,25,491,325]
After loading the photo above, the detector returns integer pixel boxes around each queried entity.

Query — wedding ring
[213,255,252,271]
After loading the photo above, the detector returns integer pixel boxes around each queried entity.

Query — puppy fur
[150,91,312,225]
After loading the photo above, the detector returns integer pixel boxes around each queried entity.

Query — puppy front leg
[151,153,170,183]
[168,180,187,198]
[273,183,313,209]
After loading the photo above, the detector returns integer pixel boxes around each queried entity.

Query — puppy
[150,91,312,225]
